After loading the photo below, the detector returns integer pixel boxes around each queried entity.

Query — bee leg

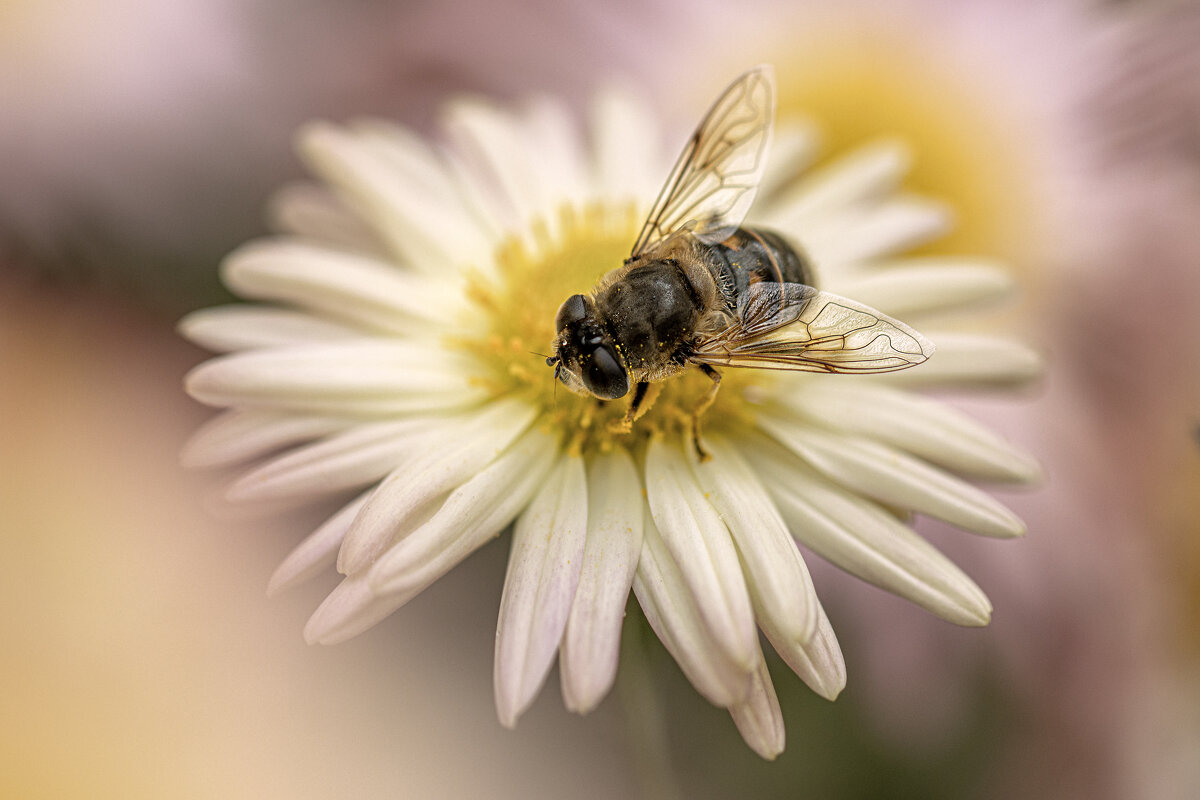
[691,365,722,462]
[608,381,653,434]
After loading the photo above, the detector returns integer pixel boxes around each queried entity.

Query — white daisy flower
[181,72,1038,759]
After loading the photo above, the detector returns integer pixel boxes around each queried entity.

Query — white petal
[632,509,753,707]
[297,122,491,272]
[224,417,434,505]
[560,448,644,714]
[690,435,818,644]
[303,572,408,645]
[349,119,503,265]
[746,441,992,626]
[267,181,386,255]
[180,305,358,353]
[367,427,558,598]
[494,455,589,728]
[644,438,757,671]
[769,139,912,219]
[180,409,354,469]
[779,381,1040,483]
[522,96,587,237]
[754,118,821,203]
[590,86,661,207]
[873,332,1042,387]
[267,492,370,596]
[728,647,785,761]
[803,197,953,266]
[337,399,538,573]
[222,238,460,335]
[310,430,557,645]
[184,340,488,415]
[438,146,519,262]
[762,600,846,702]
[349,120,467,208]
[830,259,1015,320]
[759,416,1026,539]
[441,98,543,236]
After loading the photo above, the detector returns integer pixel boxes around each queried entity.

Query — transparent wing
[692,283,935,374]
[631,65,776,257]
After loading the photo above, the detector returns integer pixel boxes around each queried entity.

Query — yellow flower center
[462,203,764,455]
[773,29,1052,287]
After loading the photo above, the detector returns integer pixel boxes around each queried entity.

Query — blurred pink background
[3,1,1198,797]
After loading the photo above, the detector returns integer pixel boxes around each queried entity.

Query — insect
[546,65,934,457]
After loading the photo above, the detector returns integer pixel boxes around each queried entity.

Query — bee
[546,65,934,456]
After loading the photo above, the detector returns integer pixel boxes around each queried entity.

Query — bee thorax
[595,258,714,377]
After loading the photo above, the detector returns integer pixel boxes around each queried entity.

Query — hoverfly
[546,66,933,456]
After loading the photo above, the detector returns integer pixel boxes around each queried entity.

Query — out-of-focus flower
[1086,1,1200,179]
[0,0,690,309]
[181,74,1036,757]
[651,0,1111,278]
[1064,8,1200,794]
[627,1,1200,794]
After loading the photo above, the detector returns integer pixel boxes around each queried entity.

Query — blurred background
[2,0,1198,797]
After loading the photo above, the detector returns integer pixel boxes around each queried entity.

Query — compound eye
[582,345,629,400]
[555,294,589,332]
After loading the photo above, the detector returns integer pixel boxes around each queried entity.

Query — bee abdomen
[710,227,814,308]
